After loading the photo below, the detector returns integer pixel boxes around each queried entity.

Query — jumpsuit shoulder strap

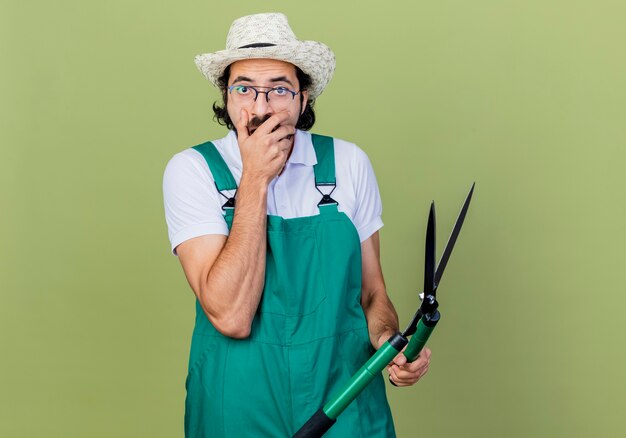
[192,141,238,191]
[192,141,237,212]
[311,133,339,213]
[311,134,336,186]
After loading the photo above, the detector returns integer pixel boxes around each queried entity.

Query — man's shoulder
[183,131,235,157]
[309,131,353,145]
[164,147,205,177]
[309,132,371,165]
[165,132,236,173]
[309,131,362,152]
[163,142,221,186]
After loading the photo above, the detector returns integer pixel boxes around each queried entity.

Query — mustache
[248,114,272,132]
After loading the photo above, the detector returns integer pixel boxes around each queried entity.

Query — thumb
[236,109,249,142]
[393,353,407,367]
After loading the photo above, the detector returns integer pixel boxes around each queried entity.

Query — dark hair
[212,64,316,131]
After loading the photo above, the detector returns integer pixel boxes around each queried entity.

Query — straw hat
[194,13,336,100]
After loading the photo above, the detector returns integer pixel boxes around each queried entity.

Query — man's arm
[176,177,267,339]
[360,231,399,349]
[361,231,432,386]
[175,110,295,339]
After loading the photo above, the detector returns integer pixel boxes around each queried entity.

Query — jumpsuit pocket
[263,229,327,316]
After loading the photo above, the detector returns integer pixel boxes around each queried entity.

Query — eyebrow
[231,75,295,87]
[231,75,253,84]
[269,76,294,87]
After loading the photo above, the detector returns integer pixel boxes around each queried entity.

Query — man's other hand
[387,347,431,387]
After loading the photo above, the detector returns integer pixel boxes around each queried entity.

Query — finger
[269,125,296,145]
[268,141,291,158]
[391,372,420,386]
[409,364,429,383]
[269,152,290,177]
[388,365,411,387]
[254,110,292,136]
[397,358,427,374]
[236,109,250,141]
[405,350,431,372]
[388,365,400,384]
[394,361,431,384]
[412,352,431,370]
[393,363,427,382]
[393,353,407,367]
[396,354,430,375]
[406,347,431,367]
[269,148,290,169]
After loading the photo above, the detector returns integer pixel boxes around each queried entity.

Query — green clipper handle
[294,313,440,437]
[404,311,440,362]
[324,334,407,419]
[293,333,408,437]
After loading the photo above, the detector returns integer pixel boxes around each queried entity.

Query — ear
[300,90,309,115]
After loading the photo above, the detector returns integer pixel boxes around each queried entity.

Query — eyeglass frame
[227,84,301,103]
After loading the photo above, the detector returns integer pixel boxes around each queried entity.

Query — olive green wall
[2,1,624,436]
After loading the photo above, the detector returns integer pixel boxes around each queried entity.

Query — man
[163,12,431,437]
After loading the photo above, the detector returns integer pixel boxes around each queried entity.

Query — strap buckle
[316,183,338,207]
[221,197,236,210]
[215,182,237,211]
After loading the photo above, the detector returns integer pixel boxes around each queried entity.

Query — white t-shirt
[163,129,383,255]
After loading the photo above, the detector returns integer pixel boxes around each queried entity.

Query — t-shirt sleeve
[350,146,384,242]
[162,150,229,255]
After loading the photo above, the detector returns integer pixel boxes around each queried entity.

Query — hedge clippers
[294,183,475,437]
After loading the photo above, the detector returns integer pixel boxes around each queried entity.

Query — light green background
[2,1,625,437]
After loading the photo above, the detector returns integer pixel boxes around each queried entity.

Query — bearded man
[163,12,431,437]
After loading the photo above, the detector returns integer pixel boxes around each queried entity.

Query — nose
[251,92,272,118]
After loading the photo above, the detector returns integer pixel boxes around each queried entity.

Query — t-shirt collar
[288,130,317,166]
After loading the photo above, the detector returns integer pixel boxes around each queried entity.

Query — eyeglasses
[227,85,300,106]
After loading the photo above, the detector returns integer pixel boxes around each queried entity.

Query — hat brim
[194,41,335,100]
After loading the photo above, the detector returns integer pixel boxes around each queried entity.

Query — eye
[233,85,250,95]
[273,87,289,96]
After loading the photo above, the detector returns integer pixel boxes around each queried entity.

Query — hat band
[238,43,277,49]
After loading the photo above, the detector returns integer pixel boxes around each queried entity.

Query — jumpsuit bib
[185,134,396,437]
